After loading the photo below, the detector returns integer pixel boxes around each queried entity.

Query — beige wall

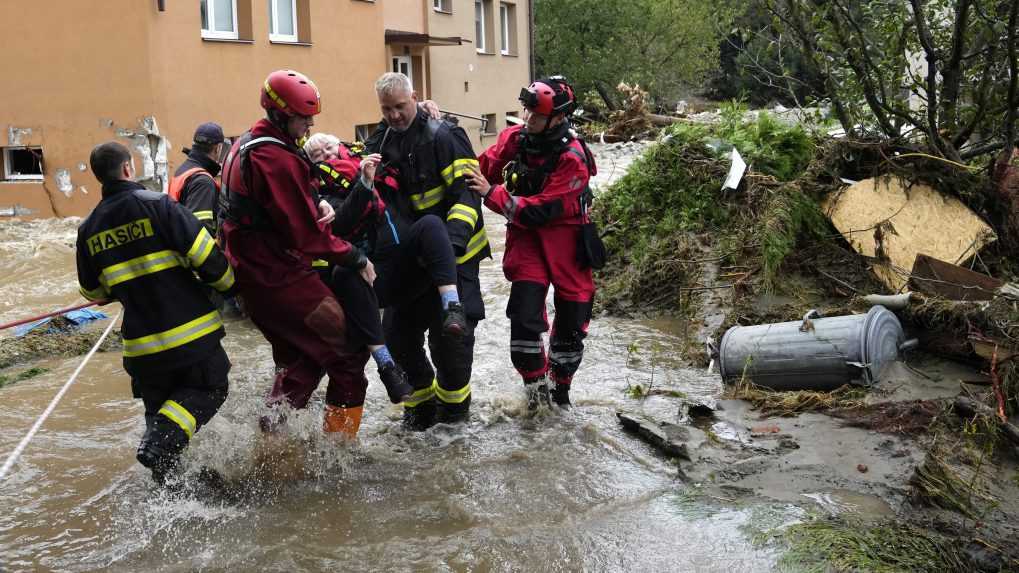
[427,0,530,151]
[383,0,428,34]
[1,0,387,218]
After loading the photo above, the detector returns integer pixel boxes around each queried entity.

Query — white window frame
[392,56,414,89]
[433,0,451,13]
[269,0,298,43]
[2,147,44,182]
[475,0,487,53]
[201,0,239,40]
[500,3,510,55]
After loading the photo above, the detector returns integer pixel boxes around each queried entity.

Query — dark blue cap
[193,122,224,145]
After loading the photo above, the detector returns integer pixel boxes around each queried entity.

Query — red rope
[0,300,106,332]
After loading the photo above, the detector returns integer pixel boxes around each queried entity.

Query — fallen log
[649,113,683,126]
[953,396,1019,446]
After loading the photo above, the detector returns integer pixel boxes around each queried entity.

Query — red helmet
[261,69,321,117]
[519,76,576,117]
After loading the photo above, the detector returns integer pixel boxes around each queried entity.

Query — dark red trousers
[243,272,369,409]
[503,224,595,385]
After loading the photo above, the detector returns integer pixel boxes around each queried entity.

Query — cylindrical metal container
[718,305,905,391]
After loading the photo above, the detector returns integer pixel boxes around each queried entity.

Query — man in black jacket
[365,72,488,429]
[77,141,236,485]
[169,122,225,234]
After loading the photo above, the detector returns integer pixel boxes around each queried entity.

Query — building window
[1,147,44,181]
[482,114,497,136]
[268,0,297,43]
[500,2,517,55]
[433,0,451,13]
[392,56,413,89]
[475,1,486,53]
[201,0,239,40]
[355,124,377,142]
[506,111,522,126]
[500,3,509,54]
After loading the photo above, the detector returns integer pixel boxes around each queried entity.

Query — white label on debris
[722,148,746,192]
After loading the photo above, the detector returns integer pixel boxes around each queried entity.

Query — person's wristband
[482,184,494,200]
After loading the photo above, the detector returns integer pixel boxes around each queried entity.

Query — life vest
[168,167,219,202]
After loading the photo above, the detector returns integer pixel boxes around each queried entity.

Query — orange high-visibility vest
[168,167,220,202]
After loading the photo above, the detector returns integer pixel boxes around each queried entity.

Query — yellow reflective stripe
[447,203,479,227]
[123,310,222,358]
[187,228,215,267]
[158,399,197,438]
[318,164,340,179]
[456,228,489,264]
[440,158,480,185]
[311,259,329,268]
[79,284,108,301]
[193,210,214,221]
[410,185,444,211]
[435,381,471,404]
[100,249,184,288]
[264,80,288,110]
[210,265,235,292]
[403,379,437,408]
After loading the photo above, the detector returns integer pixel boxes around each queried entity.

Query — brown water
[0,207,798,571]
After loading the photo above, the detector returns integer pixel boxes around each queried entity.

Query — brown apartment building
[0,0,531,218]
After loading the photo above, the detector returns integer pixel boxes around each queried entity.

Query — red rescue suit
[477,124,597,387]
[220,118,369,411]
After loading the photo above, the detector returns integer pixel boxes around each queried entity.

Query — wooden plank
[909,253,1004,301]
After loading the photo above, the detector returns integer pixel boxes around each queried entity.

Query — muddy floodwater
[0,145,801,572]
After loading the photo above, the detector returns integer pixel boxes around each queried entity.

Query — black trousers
[328,266,385,347]
[132,346,230,481]
[374,214,459,308]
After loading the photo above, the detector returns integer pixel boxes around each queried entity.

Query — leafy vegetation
[593,107,825,312]
[533,0,725,110]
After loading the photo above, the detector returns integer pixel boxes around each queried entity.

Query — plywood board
[824,176,996,291]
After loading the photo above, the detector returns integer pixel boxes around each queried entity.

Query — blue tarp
[14,308,109,337]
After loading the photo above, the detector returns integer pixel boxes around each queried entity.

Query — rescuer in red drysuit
[219,69,372,438]
[466,76,598,410]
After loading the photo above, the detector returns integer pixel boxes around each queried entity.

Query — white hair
[304,132,340,159]
[375,72,414,98]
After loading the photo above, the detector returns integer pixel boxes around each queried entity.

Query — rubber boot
[551,383,572,410]
[323,404,363,439]
[435,395,471,425]
[378,363,414,404]
[136,418,189,486]
[403,398,437,432]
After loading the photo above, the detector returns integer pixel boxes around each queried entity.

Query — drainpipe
[527,0,535,81]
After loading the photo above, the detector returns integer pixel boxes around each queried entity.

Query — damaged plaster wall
[7,126,33,146]
[116,116,170,194]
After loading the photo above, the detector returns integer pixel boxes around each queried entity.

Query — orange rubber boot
[322,404,363,439]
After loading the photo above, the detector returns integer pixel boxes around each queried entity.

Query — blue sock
[372,346,395,368]
[440,289,460,309]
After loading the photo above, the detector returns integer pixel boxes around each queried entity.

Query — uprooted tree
[734,0,1019,163]
[533,0,722,111]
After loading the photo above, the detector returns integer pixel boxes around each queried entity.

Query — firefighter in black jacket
[365,72,489,429]
[77,142,236,485]
[169,122,225,234]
